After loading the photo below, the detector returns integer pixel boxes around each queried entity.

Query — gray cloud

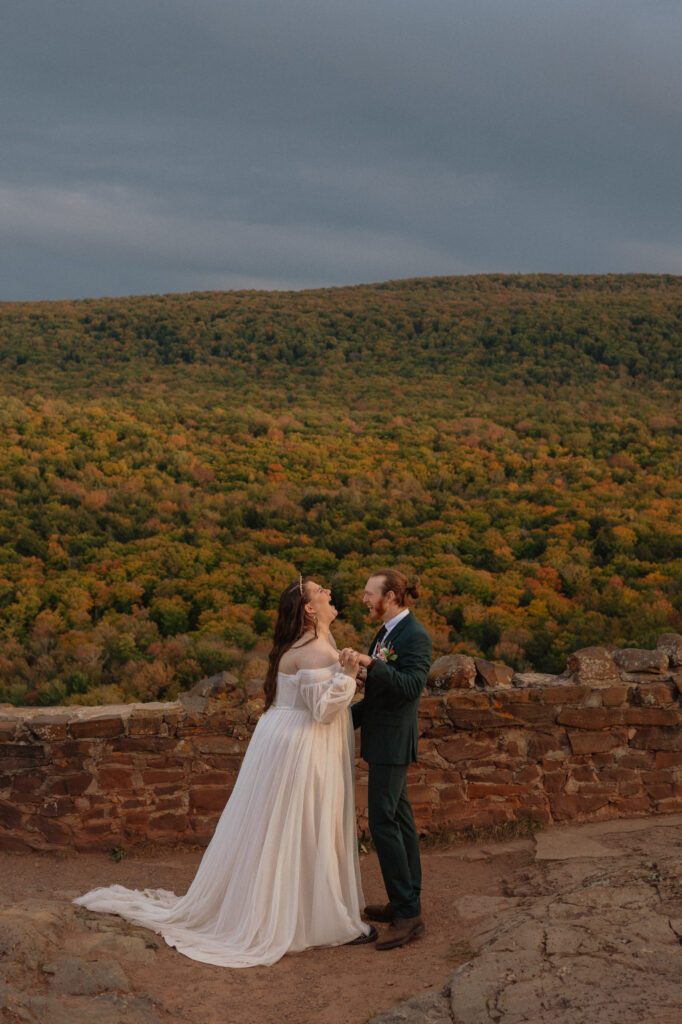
[2,0,681,300]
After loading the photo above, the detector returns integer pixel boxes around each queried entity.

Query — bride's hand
[339,648,360,678]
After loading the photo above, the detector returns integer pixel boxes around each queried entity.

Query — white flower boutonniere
[376,643,398,663]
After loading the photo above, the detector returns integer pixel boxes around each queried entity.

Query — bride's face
[305,580,337,624]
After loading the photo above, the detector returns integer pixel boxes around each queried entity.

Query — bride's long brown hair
[263,578,318,711]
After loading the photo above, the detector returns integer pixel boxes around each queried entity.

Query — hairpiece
[298,573,304,596]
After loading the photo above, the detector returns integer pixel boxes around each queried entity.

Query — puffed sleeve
[299,668,357,724]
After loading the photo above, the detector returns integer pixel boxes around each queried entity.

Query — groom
[352,569,433,951]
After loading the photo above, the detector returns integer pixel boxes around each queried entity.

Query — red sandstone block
[623,707,680,726]
[152,783,185,798]
[530,736,565,759]
[40,796,76,817]
[98,767,134,791]
[128,710,166,736]
[98,753,137,767]
[437,784,467,802]
[421,769,463,785]
[599,766,635,783]
[539,686,589,704]
[633,682,677,707]
[419,696,445,715]
[543,771,568,794]
[70,717,125,739]
[646,784,675,800]
[655,752,682,768]
[558,708,624,730]
[47,772,94,797]
[154,794,187,812]
[0,742,48,765]
[123,810,152,827]
[570,765,598,782]
[48,740,95,759]
[493,690,534,705]
[465,767,513,784]
[611,795,651,814]
[424,725,454,739]
[568,731,626,755]
[76,794,113,810]
[517,804,552,824]
[26,716,72,741]
[550,793,610,819]
[195,737,247,755]
[447,709,512,729]
[602,686,630,707]
[445,692,490,710]
[466,782,525,799]
[656,796,682,813]
[147,812,190,833]
[117,737,177,753]
[618,781,643,797]
[121,797,149,809]
[437,737,494,763]
[641,769,674,785]
[500,705,560,725]
[189,787,230,812]
[31,814,73,845]
[12,792,44,809]
[574,780,618,795]
[630,727,682,752]
[406,785,432,804]
[144,756,189,770]
[10,774,42,794]
[74,819,119,837]
[0,722,18,740]
[192,770,233,787]
[514,765,541,784]
[616,750,654,768]
[430,803,474,826]
[141,768,185,785]
[0,799,24,830]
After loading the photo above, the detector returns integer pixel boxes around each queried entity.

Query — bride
[74,576,376,966]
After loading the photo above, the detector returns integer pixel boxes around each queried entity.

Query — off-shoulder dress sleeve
[299,667,357,724]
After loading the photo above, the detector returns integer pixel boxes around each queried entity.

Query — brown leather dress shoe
[363,903,395,922]
[375,916,425,951]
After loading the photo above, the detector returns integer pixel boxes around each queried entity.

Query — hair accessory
[298,573,304,596]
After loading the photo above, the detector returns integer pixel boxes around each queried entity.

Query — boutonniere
[376,643,398,663]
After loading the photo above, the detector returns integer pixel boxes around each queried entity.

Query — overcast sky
[2,0,681,301]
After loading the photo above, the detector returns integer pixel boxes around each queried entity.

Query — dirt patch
[0,839,531,1024]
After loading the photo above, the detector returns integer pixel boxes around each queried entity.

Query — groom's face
[363,576,390,622]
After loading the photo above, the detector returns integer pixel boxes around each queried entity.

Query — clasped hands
[338,648,373,687]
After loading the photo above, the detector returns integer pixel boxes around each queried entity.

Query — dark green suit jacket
[351,612,432,765]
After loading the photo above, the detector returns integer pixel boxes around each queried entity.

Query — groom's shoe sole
[363,903,395,923]
[375,918,425,951]
[346,925,378,945]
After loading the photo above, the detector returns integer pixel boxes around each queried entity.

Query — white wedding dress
[74,665,369,967]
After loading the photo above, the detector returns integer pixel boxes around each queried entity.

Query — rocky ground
[1,816,681,1024]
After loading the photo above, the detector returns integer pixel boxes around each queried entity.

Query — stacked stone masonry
[1,634,681,852]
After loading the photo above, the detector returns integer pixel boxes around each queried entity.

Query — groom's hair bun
[371,569,420,606]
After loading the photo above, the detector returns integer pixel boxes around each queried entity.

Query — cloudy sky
[2,0,681,301]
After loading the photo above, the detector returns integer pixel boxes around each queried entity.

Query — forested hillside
[1,274,681,706]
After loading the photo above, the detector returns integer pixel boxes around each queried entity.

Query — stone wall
[1,635,681,852]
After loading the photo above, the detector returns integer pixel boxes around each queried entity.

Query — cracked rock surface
[1,817,681,1023]
[371,816,682,1024]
